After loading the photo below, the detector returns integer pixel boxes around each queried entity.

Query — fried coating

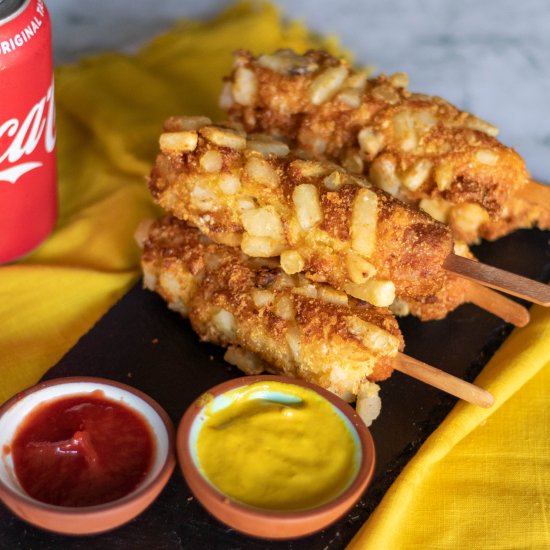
[149,121,454,307]
[222,49,547,243]
[400,243,475,321]
[139,216,404,404]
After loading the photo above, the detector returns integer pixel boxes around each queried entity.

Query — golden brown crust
[402,242,476,320]
[141,217,404,398]
[406,274,470,320]
[477,196,550,241]
[223,49,539,242]
[149,123,454,303]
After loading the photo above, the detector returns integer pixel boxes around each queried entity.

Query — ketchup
[11,392,154,507]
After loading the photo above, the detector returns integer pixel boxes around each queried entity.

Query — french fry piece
[464,281,530,327]
[396,353,494,408]
[444,253,550,306]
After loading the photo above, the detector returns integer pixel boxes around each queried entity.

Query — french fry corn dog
[222,49,550,243]
[149,120,454,309]
[138,216,405,423]
[137,217,495,413]
[149,121,537,319]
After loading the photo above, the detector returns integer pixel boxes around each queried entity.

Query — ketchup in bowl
[11,391,154,507]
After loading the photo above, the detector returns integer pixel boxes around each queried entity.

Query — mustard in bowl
[177,375,375,539]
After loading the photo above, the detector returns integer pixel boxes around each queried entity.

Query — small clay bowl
[177,375,376,539]
[0,377,176,535]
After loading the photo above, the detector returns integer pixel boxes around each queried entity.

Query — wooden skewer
[464,281,530,327]
[522,180,550,206]
[396,353,494,408]
[444,253,550,307]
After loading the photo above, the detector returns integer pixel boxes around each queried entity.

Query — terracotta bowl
[0,377,176,535]
[177,375,376,540]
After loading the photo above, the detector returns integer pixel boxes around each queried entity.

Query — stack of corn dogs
[136,49,550,425]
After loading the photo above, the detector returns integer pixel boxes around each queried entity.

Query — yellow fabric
[0,0,340,404]
[1,1,548,548]
[349,303,550,549]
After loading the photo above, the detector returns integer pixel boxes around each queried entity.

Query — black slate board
[1,228,549,550]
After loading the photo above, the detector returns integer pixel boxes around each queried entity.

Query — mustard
[195,380,360,511]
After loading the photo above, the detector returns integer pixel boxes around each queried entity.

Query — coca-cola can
[0,0,56,263]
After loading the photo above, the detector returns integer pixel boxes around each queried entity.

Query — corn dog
[138,217,495,415]
[149,120,539,318]
[149,121,453,308]
[138,216,405,422]
[222,49,549,243]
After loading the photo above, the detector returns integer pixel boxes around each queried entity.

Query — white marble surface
[48,0,550,181]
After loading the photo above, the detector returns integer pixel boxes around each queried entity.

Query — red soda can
[0,0,56,263]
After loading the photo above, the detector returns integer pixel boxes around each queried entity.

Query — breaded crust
[222,49,545,243]
[400,242,476,320]
[149,122,454,305]
[140,217,404,400]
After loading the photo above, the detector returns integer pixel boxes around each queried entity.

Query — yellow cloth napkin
[1,2,549,548]
[349,303,550,549]
[0,0,339,404]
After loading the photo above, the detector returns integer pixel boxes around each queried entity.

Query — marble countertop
[48,0,550,180]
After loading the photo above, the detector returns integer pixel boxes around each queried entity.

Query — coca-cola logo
[0,80,56,184]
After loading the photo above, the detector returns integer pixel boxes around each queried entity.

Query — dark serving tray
[1,228,549,550]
